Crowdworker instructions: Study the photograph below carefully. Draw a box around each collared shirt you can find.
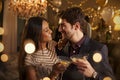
[69,36,86,56]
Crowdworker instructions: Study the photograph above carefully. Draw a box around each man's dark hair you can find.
[61,7,88,34]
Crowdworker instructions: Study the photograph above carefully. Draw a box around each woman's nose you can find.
[58,25,62,32]
[49,29,52,34]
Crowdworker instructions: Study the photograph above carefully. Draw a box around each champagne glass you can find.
[70,54,88,62]
[58,56,72,70]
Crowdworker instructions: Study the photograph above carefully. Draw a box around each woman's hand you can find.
[49,62,68,80]
[52,62,67,74]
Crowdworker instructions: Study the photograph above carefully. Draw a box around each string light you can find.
[9,0,62,19]
[24,39,36,54]
[1,54,9,62]
[93,52,102,63]
[0,42,4,52]
[0,27,4,35]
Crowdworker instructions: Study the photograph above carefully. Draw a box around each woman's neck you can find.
[39,42,47,50]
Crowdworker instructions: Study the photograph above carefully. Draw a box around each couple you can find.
[19,7,115,80]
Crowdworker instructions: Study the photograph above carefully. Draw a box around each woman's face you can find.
[41,20,52,42]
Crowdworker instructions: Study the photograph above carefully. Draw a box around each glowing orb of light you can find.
[0,42,4,52]
[1,54,9,62]
[103,77,112,80]
[114,24,120,31]
[24,39,36,54]
[113,16,120,24]
[0,27,4,35]
[58,18,62,24]
[43,77,50,80]
[93,52,102,63]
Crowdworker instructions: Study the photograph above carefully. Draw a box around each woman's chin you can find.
[49,37,52,41]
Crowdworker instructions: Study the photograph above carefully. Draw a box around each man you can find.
[56,7,115,80]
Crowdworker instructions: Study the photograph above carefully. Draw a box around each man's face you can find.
[58,19,75,40]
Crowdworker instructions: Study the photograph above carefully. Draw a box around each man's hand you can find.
[73,57,96,77]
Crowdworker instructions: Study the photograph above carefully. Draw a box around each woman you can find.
[19,16,62,80]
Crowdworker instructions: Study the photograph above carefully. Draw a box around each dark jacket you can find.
[56,36,115,80]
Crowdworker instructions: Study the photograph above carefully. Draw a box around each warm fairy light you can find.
[113,16,120,24]
[43,77,50,80]
[24,39,36,54]
[114,24,120,31]
[103,77,112,80]
[97,6,101,11]
[113,9,120,31]
[0,27,4,35]
[58,18,62,24]
[113,9,120,25]
[47,0,61,12]
[9,0,47,19]
[0,42,4,52]
[41,0,46,3]
[93,52,102,63]
[9,0,62,19]
[1,54,9,62]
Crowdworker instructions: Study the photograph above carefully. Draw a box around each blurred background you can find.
[0,0,120,80]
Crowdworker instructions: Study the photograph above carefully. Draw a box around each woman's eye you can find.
[45,30,48,32]
[44,29,49,32]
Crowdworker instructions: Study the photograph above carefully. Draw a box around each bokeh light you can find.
[43,77,50,80]
[114,24,120,31]
[1,54,9,62]
[58,18,62,24]
[103,77,112,80]
[93,52,102,63]
[0,42,4,52]
[0,27,4,35]
[113,16,120,24]
[24,39,36,54]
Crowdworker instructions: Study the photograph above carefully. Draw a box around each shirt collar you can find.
[70,35,86,49]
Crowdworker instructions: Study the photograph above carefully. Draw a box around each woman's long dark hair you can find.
[18,16,48,80]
